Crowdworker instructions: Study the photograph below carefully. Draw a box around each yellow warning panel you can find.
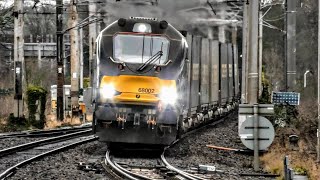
[79,102,86,114]
[51,100,57,109]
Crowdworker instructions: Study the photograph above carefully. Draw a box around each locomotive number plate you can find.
[138,88,155,93]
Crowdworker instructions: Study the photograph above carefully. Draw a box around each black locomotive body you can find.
[92,17,239,145]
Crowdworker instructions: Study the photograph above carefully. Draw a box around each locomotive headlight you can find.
[100,84,115,99]
[133,23,152,33]
[138,24,147,32]
[159,87,177,105]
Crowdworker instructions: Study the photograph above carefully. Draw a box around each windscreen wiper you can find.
[136,50,163,71]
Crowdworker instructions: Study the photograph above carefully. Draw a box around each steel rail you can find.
[0,135,98,180]
[159,111,239,180]
[0,125,92,139]
[160,151,204,180]
[0,129,92,157]
[105,151,139,180]
[102,110,238,179]
[113,161,155,180]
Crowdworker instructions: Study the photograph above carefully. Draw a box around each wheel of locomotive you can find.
[176,115,184,139]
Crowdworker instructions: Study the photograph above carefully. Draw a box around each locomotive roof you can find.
[99,17,185,41]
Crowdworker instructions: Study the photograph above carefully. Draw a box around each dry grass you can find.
[0,117,7,132]
[260,99,320,179]
[45,114,83,129]
[85,114,93,122]
[261,136,320,180]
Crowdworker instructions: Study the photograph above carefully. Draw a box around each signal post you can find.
[13,0,25,118]
[56,0,64,121]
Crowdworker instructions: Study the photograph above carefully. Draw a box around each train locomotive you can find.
[92,17,187,145]
[92,17,239,145]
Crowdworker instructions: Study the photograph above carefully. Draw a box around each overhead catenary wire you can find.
[258,1,286,24]
[261,5,272,19]
[262,20,284,32]
[261,2,284,9]
[264,14,285,21]
[206,0,217,15]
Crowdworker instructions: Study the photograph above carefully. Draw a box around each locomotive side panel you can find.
[190,36,201,108]
[210,40,220,103]
[233,44,239,97]
[220,43,229,105]
[227,43,234,101]
[185,34,193,113]
[200,38,210,105]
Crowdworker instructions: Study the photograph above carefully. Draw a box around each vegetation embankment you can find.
[259,87,319,179]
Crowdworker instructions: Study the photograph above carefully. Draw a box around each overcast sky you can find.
[0,0,242,30]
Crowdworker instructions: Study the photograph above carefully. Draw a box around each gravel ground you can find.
[165,112,275,180]
[5,112,276,180]
[113,156,161,168]
[0,137,44,149]
[7,140,109,180]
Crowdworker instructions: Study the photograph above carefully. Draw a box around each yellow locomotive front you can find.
[92,17,187,145]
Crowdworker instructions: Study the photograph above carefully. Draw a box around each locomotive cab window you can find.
[113,34,170,65]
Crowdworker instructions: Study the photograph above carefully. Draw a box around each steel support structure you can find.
[56,0,64,121]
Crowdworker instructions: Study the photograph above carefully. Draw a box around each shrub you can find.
[26,85,47,129]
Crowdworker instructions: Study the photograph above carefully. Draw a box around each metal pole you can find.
[247,0,260,171]
[56,0,64,121]
[317,0,320,163]
[241,1,248,104]
[218,26,226,44]
[89,0,97,81]
[79,28,83,89]
[70,0,79,117]
[284,156,289,180]
[38,43,41,68]
[13,0,24,118]
[253,104,259,171]
[303,70,310,88]
[286,0,297,91]
[247,0,259,104]
[284,2,287,91]
[258,10,263,96]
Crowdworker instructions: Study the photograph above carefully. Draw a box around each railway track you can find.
[103,111,236,180]
[104,148,219,180]
[0,124,92,139]
[102,109,277,179]
[105,150,173,180]
[0,129,97,180]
